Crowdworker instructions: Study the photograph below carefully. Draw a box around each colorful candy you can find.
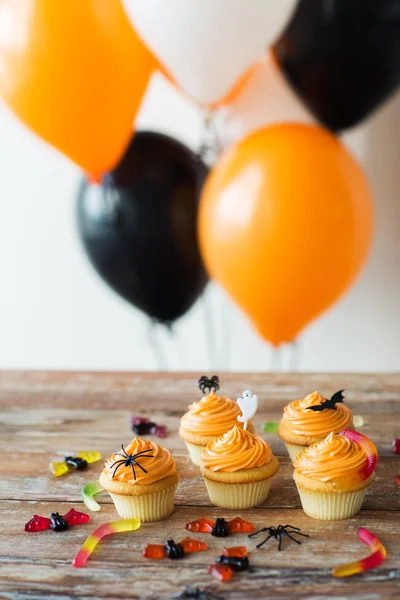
[209,546,250,582]
[392,438,400,454]
[131,416,168,438]
[185,516,254,537]
[82,481,104,512]
[72,518,140,568]
[143,537,207,559]
[338,430,378,488]
[395,475,400,486]
[25,509,89,532]
[262,421,279,434]
[332,527,386,577]
[50,450,101,477]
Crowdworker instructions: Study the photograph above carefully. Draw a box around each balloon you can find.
[273,0,400,131]
[0,0,159,178]
[198,124,374,346]
[122,0,296,106]
[77,131,208,324]
[216,50,315,149]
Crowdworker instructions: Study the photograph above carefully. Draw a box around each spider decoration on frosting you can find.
[249,524,309,551]
[186,516,254,537]
[171,587,225,600]
[306,390,345,412]
[110,444,154,480]
[198,375,220,395]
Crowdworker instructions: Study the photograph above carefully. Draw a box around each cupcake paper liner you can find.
[285,441,308,464]
[295,484,368,520]
[184,441,206,467]
[107,483,178,522]
[203,476,273,509]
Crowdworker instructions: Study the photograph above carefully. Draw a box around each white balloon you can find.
[215,50,316,148]
[122,0,297,106]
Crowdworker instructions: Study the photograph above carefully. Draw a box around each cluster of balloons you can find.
[1,0,399,346]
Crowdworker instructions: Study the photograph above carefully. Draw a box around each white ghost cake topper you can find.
[237,390,258,430]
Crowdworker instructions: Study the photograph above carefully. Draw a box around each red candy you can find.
[64,509,90,526]
[186,517,214,533]
[392,438,400,454]
[180,537,207,553]
[25,515,51,532]
[394,475,400,486]
[131,417,150,426]
[227,517,254,534]
[143,543,166,559]
[223,546,248,558]
[151,424,168,438]
[209,563,234,582]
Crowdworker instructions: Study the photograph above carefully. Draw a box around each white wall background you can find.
[0,69,399,373]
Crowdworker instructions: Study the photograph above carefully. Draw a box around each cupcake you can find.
[294,430,377,520]
[201,425,280,509]
[278,390,353,463]
[99,437,179,522]
[179,376,253,466]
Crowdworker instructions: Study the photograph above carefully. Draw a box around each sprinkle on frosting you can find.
[280,391,353,437]
[180,392,244,437]
[201,425,273,472]
[102,438,176,485]
[294,432,369,487]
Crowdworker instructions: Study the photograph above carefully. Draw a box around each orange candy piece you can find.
[180,537,207,554]
[223,546,248,558]
[227,517,254,534]
[143,544,166,559]
[209,563,234,582]
[185,517,214,533]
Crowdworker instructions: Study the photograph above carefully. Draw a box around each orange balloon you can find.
[199,124,374,346]
[0,0,159,178]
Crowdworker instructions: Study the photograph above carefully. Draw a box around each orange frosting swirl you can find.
[180,392,243,436]
[102,437,176,485]
[280,391,352,437]
[294,432,368,485]
[201,425,273,472]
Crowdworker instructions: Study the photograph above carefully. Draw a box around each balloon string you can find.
[147,320,167,371]
[202,291,216,370]
[270,347,282,372]
[219,293,232,371]
[288,339,301,371]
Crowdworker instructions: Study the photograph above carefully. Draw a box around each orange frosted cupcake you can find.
[294,430,377,520]
[278,390,353,463]
[99,437,179,522]
[179,376,253,466]
[201,425,279,509]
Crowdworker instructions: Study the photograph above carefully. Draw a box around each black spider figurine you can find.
[110,444,154,480]
[171,587,225,600]
[198,375,220,395]
[249,524,309,551]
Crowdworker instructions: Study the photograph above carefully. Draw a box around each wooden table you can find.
[0,371,399,600]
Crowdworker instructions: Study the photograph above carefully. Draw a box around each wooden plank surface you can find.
[0,371,399,600]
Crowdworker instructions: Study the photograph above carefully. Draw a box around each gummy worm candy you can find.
[72,519,140,567]
[332,527,386,577]
[82,481,104,512]
[337,430,378,488]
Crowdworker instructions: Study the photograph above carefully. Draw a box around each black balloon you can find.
[273,0,400,131]
[77,131,209,324]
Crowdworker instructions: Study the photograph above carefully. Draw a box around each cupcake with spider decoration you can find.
[200,390,279,509]
[99,438,179,522]
[294,430,377,520]
[277,390,353,463]
[179,375,254,466]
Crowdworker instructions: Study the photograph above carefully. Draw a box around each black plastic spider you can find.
[110,444,154,480]
[198,375,220,395]
[171,587,225,600]
[248,524,309,551]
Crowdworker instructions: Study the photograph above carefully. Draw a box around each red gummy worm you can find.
[332,527,386,577]
[340,430,378,480]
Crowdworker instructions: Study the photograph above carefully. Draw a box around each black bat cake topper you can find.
[306,390,345,412]
[198,375,220,395]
